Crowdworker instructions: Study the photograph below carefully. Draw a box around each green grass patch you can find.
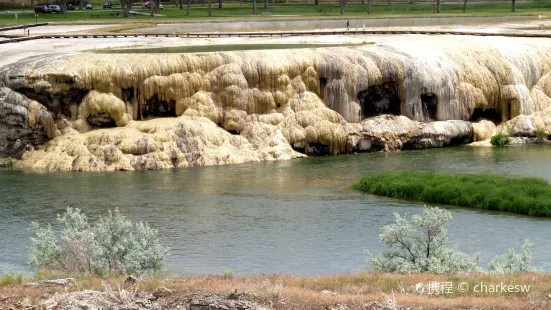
[0,271,24,287]
[353,172,551,217]
[490,133,511,146]
[0,2,550,25]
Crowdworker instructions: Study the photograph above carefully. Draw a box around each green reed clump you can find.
[353,172,551,217]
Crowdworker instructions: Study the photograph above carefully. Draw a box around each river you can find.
[1,145,550,276]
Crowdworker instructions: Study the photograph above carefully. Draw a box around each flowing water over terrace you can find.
[1,145,551,276]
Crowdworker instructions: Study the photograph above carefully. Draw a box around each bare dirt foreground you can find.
[1,274,551,310]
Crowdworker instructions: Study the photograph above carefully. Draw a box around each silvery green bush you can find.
[367,206,533,275]
[366,206,482,275]
[488,240,533,275]
[28,207,169,276]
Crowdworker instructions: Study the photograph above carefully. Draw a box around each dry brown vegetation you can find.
[1,272,551,309]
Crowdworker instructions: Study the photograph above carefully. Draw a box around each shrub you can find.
[490,133,510,146]
[353,172,551,217]
[366,207,482,275]
[29,207,169,277]
[223,270,234,279]
[367,206,533,275]
[488,240,533,275]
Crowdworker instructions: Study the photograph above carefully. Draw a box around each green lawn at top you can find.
[0,2,550,25]
[353,172,551,217]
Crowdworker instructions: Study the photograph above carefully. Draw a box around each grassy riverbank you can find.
[0,2,550,25]
[353,172,551,217]
[0,272,549,309]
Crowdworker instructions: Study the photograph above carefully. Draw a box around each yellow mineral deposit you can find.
[1,37,550,171]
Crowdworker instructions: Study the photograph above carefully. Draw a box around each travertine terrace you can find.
[1,34,550,171]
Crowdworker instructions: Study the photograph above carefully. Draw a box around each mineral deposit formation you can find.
[1,37,550,171]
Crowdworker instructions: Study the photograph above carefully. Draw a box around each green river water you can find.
[1,145,550,275]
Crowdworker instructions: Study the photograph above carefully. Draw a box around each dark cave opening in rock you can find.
[420,93,438,120]
[293,147,306,154]
[319,77,327,99]
[357,82,401,118]
[122,87,135,103]
[16,87,89,117]
[505,99,513,121]
[291,141,330,156]
[305,142,330,156]
[142,94,176,119]
[401,140,419,150]
[87,113,117,129]
[469,108,502,124]
[450,135,473,146]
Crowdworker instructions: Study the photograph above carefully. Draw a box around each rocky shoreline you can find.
[1,274,550,310]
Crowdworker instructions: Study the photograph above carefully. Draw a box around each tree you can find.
[62,0,67,17]
[208,0,212,16]
[463,0,467,12]
[512,0,516,12]
[253,0,256,14]
[219,0,222,9]
[368,0,372,14]
[339,0,347,15]
[187,0,191,15]
[28,207,169,276]
[315,0,318,5]
[179,0,183,9]
[366,207,482,274]
[79,0,84,10]
[264,0,267,9]
[436,0,441,13]
[121,0,132,17]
